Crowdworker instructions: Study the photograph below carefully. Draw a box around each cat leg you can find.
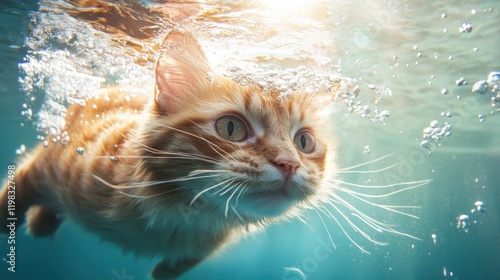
[0,165,42,234]
[151,259,201,280]
[26,205,63,237]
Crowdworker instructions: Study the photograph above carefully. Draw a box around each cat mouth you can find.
[249,180,305,201]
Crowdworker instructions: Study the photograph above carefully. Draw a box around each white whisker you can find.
[331,189,421,219]
[160,124,235,162]
[188,169,228,176]
[217,182,237,196]
[331,178,431,190]
[92,174,221,190]
[337,163,399,174]
[339,153,396,171]
[189,179,234,206]
[116,189,178,199]
[312,207,337,251]
[225,184,242,218]
[93,154,220,165]
[234,186,247,207]
[231,205,245,224]
[317,204,371,253]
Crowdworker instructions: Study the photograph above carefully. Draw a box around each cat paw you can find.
[26,205,63,237]
[151,259,200,280]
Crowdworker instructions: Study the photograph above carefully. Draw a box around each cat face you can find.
[141,30,334,220]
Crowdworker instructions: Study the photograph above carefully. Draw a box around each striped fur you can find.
[0,30,336,279]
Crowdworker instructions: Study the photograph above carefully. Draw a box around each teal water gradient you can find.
[1,1,499,280]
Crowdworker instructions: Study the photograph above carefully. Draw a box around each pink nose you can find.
[273,157,301,177]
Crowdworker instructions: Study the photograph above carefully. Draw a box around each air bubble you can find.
[455,77,467,86]
[472,80,488,94]
[487,71,500,84]
[457,214,470,232]
[458,22,474,33]
[474,201,485,213]
[15,144,26,156]
[282,267,307,280]
[76,147,85,155]
[363,146,371,154]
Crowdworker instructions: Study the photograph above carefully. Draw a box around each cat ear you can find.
[154,29,211,114]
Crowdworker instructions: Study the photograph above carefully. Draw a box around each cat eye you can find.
[293,130,315,153]
[215,116,248,142]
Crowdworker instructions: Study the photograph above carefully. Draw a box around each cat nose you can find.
[273,157,301,178]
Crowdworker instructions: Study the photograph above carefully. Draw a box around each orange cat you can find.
[0,30,336,279]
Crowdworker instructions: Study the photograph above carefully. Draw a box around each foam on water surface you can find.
[19,0,399,140]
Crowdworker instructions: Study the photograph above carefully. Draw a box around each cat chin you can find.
[237,190,302,219]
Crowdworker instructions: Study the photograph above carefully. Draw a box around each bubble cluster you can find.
[420,120,452,152]
[469,71,500,114]
[456,200,486,233]
[456,214,470,232]
[471,201,485,213]
[19,11,154,140]
[455,77,467,86]
[15,145,26,156]
[458,22,474,33]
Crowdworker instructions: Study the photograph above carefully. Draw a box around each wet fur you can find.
[0,30,336,279]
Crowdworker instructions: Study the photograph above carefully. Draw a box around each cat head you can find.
[139,29,336,222]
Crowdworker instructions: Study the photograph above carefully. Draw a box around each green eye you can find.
[215,116,247,142]
[293,130,315,153]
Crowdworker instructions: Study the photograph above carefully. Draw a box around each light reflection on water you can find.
[0,0,499,279]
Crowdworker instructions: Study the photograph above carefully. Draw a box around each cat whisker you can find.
[188,169,229,177]
[116,189,178,200]
[231,205,245,224]
[234,185,247,208]
[189,179,234,206]
[320,183,422,247]
[330,178,431,190]
[325,193,418,236]
[330,187,421,219]
[333,183,427,199]
[312,207,338,251]
[339,152,396,171]
[337,163,399,174]
[160,124,235,162]
[319,202,384,252]
[92,173,221,190]
[94,154,221,165]
[218,182,239,196]
[225,183,243,218]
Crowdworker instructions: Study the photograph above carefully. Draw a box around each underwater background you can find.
[0,0,499,279]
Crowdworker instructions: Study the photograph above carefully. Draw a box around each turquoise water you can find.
[1,0,499,279]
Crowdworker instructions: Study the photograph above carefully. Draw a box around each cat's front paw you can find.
[151,258,201,280]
